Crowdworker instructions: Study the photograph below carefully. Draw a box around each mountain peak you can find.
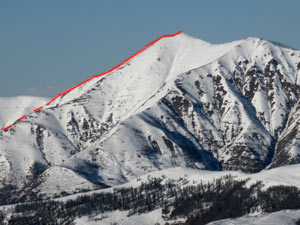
[243,36,298,50]
[176,32,213,46]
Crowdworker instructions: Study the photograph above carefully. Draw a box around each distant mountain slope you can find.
[0,96,49,128]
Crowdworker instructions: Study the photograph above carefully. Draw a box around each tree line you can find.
[1,175,300,225]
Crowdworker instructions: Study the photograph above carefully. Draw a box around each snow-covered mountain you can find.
[1,32,300,224]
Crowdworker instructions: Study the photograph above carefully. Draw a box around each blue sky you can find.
[1,0,300,97]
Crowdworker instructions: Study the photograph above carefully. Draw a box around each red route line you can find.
[17,115,27,121]
[33,106,43,112]
[1,30,182,132]
[3,125,12,131]
[46,30,182,106]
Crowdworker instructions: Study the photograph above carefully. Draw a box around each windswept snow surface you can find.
[74,209,166,225]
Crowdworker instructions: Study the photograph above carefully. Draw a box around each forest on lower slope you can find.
[1,175,300,225]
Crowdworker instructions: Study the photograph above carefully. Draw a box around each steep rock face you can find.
[160,69,273,173]
[268,99,300,168]
[134,37,300,173]
[1,33,300,191]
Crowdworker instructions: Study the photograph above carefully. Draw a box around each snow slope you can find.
[76,209,300,225]
[75,209,166,225]
[208,210,300,225]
